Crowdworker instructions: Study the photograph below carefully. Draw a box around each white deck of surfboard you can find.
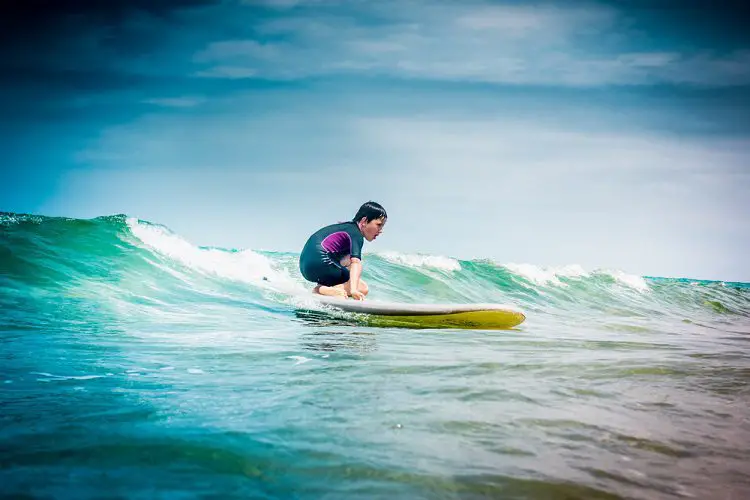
[306,295,524,316]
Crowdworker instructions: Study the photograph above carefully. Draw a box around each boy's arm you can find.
[349,257,364,299]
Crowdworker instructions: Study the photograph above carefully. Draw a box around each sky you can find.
[1,0,749,282]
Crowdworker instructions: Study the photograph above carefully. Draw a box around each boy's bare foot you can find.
[312,284,348,298]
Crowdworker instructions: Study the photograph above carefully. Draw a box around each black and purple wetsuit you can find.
[299,221,364,286]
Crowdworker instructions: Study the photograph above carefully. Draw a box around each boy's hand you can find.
[350,290,365,301]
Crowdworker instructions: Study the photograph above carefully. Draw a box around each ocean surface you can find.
[2,212,749,499]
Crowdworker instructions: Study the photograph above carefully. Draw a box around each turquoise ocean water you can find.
[2,212,749,499]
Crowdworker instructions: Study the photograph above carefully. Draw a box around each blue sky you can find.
[1,0,749,281]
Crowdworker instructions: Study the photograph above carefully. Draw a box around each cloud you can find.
[3,0,749,92]
[195,40,281,62]
[142,97,205,107]
[0,0,218,67]
[190,0,750,87]
[194,66,260,79]
[353,116,750,192]
[0,0,221,116]
[453,4,609,37]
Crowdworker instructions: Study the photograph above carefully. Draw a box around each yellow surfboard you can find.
[304,296,526,330]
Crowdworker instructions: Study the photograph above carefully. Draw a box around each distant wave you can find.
[2,212,749,321]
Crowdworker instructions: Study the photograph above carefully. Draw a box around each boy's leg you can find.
[312,279,367,298]
[310,261,366,298]
[343,278,368,297]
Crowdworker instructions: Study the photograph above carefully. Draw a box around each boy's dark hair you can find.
[353,201,387,223]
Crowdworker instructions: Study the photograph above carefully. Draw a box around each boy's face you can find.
[359,216,386,242]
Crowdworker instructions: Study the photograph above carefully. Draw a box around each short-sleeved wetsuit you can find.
[299,221,364,286]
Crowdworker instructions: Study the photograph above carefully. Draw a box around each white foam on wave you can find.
[503,263,589,286]
[31,372,105,382]
[280,293,348,318]
[378,251,461,272]
[126,218,302,291]
[599,269,650,292]
[504,262,649,292]
[0,213,43,226]
[288,355,312,365]
[555,264,590,278]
